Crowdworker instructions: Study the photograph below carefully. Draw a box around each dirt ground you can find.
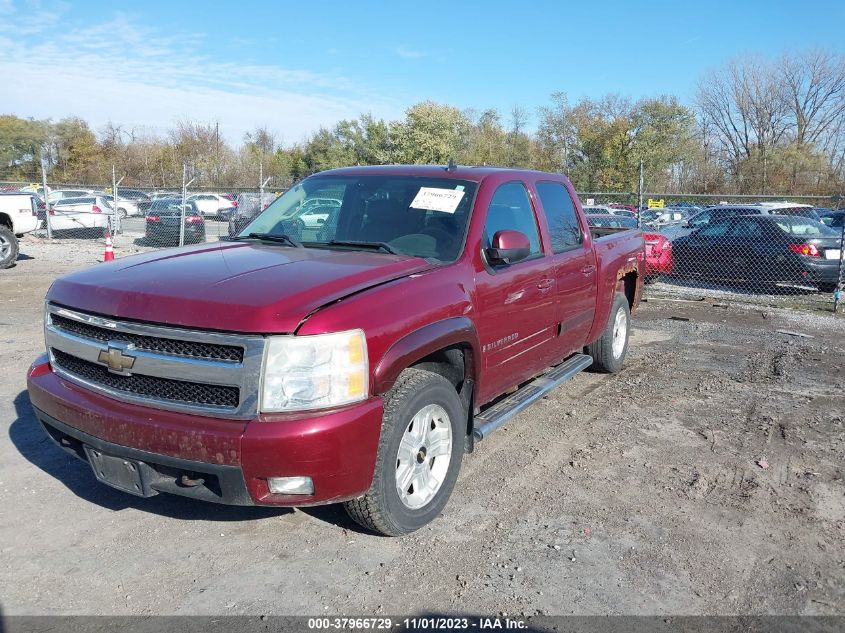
[1,235,843,616]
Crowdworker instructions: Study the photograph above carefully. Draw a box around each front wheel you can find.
[345,368,465,536]
[586,291,631,373]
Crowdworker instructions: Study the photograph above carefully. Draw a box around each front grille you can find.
[51,349,240,409]
[51,314,244,362]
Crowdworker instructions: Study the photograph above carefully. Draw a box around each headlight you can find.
[261,329,368,412]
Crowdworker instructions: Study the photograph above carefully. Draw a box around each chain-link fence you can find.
[1,180,287,249]
[4,179,844,311]
[579,193,845,311]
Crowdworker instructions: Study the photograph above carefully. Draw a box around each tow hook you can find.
[180,474,205,487]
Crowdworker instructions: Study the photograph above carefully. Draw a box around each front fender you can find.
[373,317,480,395]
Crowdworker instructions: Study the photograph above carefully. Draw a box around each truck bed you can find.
[590,225,640,240]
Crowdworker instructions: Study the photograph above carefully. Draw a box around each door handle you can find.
[581,265,596,275]
[537,279,554,291]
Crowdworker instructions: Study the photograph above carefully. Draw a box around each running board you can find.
[472,353,593,441]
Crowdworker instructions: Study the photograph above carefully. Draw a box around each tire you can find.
[0,225,19,269]
[118,208,128,219]
[586,292,631,374]
[818,282,839,293]
[344,368,465,536]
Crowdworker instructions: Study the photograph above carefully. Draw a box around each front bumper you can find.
[27,356,384,507]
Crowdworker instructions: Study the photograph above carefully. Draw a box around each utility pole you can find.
[637,159,644,229]
[835,215,845,313]
[40,147,52,239]
[180,163,196,247]
[112,165,125,234]
[259,161,271,212]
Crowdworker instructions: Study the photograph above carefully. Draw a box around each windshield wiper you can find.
[242,232,302,247]
[327,240,399,255]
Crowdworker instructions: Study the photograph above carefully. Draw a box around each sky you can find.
[2,0,844,146]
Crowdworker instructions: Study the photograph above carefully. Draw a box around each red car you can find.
[28,165,645,536]
[643,232,673,281]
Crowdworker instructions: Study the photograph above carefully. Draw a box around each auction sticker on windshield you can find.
[410,187,465,213]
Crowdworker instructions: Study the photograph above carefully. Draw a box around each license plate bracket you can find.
[84,447,153,497]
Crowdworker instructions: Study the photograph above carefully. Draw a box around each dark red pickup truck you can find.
[28,165,644,535]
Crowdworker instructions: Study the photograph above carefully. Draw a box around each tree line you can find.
[2,49,844,195]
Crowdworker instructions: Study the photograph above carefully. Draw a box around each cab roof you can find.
[315,164,564,182]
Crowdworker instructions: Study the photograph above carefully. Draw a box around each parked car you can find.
[586,213,637,229]
[298,197,341,228]
[95,193,141,218]
[150,191,180,200]
[188,193,236,218]
[227,192,278,236]
[818,209,845,229]
[145,198,206,246]
[47,196,113,234]
[0,192,39,268]
[672,215,842,292]
[582,205,615,215]
[662,204,822,241]
[47,189,96,205]
[18,184,49,197]
[117,189,153,212]
[605,204,637,217]
[642,231,673,282]
[756,202,820,219]
[641,208,690,230]
[28,164,645,536]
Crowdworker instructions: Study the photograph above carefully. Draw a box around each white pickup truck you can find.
[0,192,39,269]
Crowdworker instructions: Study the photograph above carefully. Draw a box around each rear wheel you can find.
[586,292,631,373]
[344,368,465,536]
[0,225,19,269]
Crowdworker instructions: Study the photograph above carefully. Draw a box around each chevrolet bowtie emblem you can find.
[98,345,136,374]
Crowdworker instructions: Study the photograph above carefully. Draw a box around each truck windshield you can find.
[239,175,478,262]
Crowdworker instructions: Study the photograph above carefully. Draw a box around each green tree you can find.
[392,101,469,164]
[53,117,99,183]
[0,115,48,180]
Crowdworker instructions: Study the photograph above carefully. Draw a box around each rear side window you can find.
[773,218,837,237]
[483,182,542,256]
[536,181,583,252]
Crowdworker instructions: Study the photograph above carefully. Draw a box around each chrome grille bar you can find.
[45,303,266,419]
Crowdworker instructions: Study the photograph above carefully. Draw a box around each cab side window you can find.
[536,181,583,252]
[483,182,542,257]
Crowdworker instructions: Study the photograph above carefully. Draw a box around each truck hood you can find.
[47,242,436,333]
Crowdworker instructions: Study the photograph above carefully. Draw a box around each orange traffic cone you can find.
[103,230,115,262]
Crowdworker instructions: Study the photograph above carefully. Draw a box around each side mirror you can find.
[486,230,531,265]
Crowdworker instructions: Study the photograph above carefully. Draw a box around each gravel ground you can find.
[1,236,843,616]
